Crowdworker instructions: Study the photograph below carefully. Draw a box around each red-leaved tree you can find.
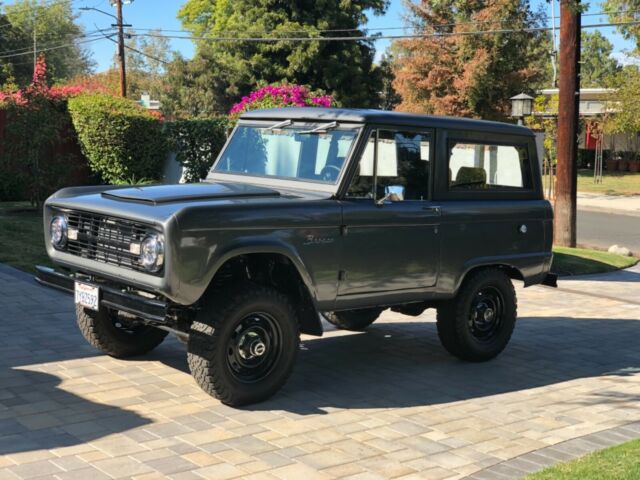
[392,0,551,119]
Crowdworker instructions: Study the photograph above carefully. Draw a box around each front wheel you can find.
[187,284,300,406]
[437,269,517,362]
[76,304,168,358]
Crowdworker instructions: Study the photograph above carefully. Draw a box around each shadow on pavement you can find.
[0,367,152,455]
[0,274,153,455]
[227,316,640,414]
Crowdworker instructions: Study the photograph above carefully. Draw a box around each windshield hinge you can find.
[298,121,338,134]
[263,119,292,131]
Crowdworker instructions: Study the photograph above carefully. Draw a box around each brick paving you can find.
[0,263,639,480]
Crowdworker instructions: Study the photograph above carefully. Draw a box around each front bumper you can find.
[35,265,168,323]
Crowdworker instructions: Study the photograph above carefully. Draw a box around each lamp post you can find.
[510,93,534,126]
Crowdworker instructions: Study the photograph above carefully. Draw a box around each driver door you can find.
[337,128,440,297]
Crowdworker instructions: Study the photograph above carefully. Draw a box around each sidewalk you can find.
[577,192,640,216]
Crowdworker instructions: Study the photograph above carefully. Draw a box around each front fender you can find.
[173,231,318,306]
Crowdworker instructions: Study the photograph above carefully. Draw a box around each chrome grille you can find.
[64,210,154,272]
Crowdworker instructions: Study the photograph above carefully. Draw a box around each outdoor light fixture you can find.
[109,0,134,5]
[510,93,534,125]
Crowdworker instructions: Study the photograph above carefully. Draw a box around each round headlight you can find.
[50,215,68,248]
[140,234,164,272]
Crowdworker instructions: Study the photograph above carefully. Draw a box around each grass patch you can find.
[0,202,51,273]
[525,438,640,480]
[552,246,638,276]
[577,170,640,196]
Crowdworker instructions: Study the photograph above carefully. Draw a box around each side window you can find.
[347,129,431,201]
[448,141,531,190]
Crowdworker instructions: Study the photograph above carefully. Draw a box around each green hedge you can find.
[164,118,229,183]
[68,93,167,184]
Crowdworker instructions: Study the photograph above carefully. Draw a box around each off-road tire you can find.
[324,308,384,331]
[76,304,168,358]
[437,269,517,362]
[187,284,300,406]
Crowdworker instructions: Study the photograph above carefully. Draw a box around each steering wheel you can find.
[319,165,341,182]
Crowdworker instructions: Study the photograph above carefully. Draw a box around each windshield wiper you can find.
[263,119,292,131]
[297,121,339,134]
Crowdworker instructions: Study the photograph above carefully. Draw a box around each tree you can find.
[392,0,551,119]
[378,51,401,110]
[604,65,640,134]
[604,0,640,49]
[0,9,31,88]
[175,0,388,112]
[119,29,172,101]
[580,31,621,87]
[3,0,93,86]
[162,53,230,118]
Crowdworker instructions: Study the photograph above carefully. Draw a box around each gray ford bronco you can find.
[38,108,556,406]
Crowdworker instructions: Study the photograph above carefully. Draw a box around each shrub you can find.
[164,118,230,182]
[68,93,167,184]
[0,56,89,205]
[229,84,334,116]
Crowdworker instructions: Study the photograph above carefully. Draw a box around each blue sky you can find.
[2,0,636,72]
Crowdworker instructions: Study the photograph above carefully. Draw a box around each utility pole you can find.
[80,1,132,96]
[114,0,127,97]
[555,0,581,247]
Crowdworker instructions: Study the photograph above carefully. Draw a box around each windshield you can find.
[212,124,359,184]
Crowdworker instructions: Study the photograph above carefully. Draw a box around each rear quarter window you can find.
[448,141,532,191]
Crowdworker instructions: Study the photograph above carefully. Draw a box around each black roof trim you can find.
[240,107,533,136]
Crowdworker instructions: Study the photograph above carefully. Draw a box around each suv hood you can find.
[101,182,280,205]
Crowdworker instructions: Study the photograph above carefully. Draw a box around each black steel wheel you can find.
[437,269,517,362]
[76,304,168,358]
[188,284,299,406]
[468,287,504,342]
[226,313,282,384]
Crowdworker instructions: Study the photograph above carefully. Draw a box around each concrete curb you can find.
[465,421,640,479]
[577,205,640,217]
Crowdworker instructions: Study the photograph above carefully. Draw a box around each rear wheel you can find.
[76,304,168,358]
[324,308,384,331]
[437,269,517,362]
[187,284,300,406]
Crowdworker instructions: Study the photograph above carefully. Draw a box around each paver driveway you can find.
[0,263,639,480]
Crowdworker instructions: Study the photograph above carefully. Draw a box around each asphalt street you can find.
[578,209,640,253]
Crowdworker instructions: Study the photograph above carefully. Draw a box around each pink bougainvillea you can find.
[230,84,333,115]
[0,56,87,106]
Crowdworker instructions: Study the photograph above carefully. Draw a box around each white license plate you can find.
[75,282,100,311]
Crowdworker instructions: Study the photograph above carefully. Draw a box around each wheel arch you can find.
[454,262,523,295]
[200,242,323,336]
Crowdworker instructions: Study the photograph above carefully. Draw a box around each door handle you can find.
[422,206,441,216]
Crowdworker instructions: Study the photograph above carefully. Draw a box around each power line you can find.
[0,29,113,55]
[130,20,640,43]
[0,33,112,59]
[126,8,640,38]
[94,25,169,66]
